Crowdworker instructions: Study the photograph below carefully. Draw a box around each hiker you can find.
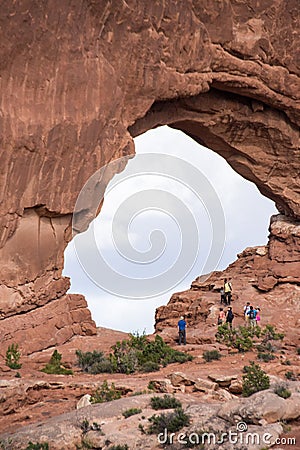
[224,278,232,305]
[178,316,186,345]
[255,307,261,326]
[218,308,226,326]
[247,305,256,328]
[244,302,251,324]
[226,307,234,330]
[220,287,225,304]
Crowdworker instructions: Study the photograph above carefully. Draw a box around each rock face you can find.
[0,1,299,353]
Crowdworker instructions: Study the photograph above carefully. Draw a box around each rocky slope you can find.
[155,214,300,346]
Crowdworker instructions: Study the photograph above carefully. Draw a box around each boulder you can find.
[169,372,195,386]
[194,378,218,392]
[76,394,92,410]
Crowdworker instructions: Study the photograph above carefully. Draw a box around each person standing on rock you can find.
[218,308,226,326]
[244,302,251,324]
[247,305,256,328]
[255,307,261,326]
[178,316,186,345]
[220,287,225,304]
[225,307,234,330]
[224,278,232,305]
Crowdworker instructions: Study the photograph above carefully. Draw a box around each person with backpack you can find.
[226,307,234,329]
[224,278,233,305]
[247,306,256,327]
[178,316,186,345]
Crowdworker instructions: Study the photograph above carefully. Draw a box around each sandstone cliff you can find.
[0,0,299,354]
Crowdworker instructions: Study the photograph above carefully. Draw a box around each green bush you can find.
[108,445,129,450]
[25,443,49,450]
[285,371,296,381]
[242,362,270,397]
[76,350,114,374]
[141,361,160,372]
[274,384,291,399]
[109,333,193,374]
[122,408,142,418]
[150,395,182,410]
[256,342,275,353]
[203,350,221,362]
[147,408,190,434]
[215,325,254,352]
[41,350,73,375]
[6,343,22,370]
[261,325,284,341]
[282,360,291,366]
[258,352,275,362]
[76,333,193,376]
[91,380,121,403]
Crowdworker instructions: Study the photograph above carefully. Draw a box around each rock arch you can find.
[0,0,299,353]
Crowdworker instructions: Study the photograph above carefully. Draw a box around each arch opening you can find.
[63,125,277,334]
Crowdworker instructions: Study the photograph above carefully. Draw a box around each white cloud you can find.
[63,126,278,333]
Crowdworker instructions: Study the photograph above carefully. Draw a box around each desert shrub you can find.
[15,371,21,378]
[147,381,156,391]
[282,360,291,366]
[122,408,142,418]
[75,350,114,373]
[91,380,121,403]
[147,408,190,434]
[140,361,160,373]
[108,445,129,450]
[274,384,291,399]
[203,350,221,362]
[285,371,296,381]
[242,362,270,397]
[257,341,275,353]
[261,325,284,341]
[150,395,182,410]
[109,333,192,374]
[6,343,22,370]
[258,352,276,362]
[41,350,73,375]
[215,325,254,352]
[25,443,49,450]
[76,334,192,376]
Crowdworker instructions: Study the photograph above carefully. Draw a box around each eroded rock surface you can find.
[0,1,299,354]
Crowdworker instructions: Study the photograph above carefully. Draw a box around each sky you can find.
[63,126,278,333]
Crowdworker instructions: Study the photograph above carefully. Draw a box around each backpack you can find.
[227,310,234,320]
[249,310,255,320]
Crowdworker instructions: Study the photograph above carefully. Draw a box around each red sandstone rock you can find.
[0,1,299,355]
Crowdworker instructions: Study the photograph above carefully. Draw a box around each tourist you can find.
[226,307,234,330]
[224,278,233,305]
[178,316,186,345]
[247,305,256,328]
[218,308,226,325]
[220,287,225,304]
[256,307,261,326]
[244,302,250,324]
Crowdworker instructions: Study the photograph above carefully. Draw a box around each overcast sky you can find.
[63,126,277,333]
